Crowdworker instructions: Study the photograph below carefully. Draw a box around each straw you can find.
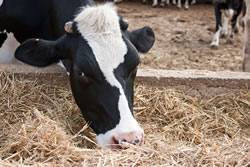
[0,72,249,166]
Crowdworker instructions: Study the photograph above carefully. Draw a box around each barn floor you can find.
[0,72,249,166]
[117,2,244,71]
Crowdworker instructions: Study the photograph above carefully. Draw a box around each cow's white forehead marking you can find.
[0,0,3,6]
[74,3,143,147]
[75,3,121,37]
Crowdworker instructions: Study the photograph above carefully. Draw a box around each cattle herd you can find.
[0,0,249,149]
[114,0,196,8]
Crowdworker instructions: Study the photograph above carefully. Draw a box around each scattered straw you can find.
[0,72,249,166]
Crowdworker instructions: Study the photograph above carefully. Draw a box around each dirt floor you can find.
[117,2,244,71]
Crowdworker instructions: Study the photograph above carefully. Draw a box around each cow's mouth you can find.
[111,136,124,149]
[110,135,143,150]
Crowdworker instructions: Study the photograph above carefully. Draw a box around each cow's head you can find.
[14,3,155,149]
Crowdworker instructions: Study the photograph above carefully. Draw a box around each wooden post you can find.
[243,0,250,72]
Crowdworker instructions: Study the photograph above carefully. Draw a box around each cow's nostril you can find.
[111,132,144,149]
[134,138,140,144]
[121,139,127,143]
[113,137,120,145]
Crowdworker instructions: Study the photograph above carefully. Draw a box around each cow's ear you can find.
[15,38,60,67]
[65,21,73,33]
[119,16,129,31]
[130,26,155,53]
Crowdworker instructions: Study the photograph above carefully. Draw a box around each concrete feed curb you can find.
[0,64,249,98]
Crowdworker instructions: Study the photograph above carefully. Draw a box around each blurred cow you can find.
[172,0,196,9]
[210,0,246,48]
[243,0,250,72]
[113,0,122,3]
[142,0,196,8]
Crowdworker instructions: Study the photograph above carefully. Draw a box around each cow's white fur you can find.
[224,9,234,18]
[211,26,222,47]
[149,0,195,8]
[0,0,3,6]
[75,3,143,148]
[153,0,158,7]
[57,60,70,75]
[221,15,229,36]
[0,32,20,63]
[177,0,196,9]
[113,0,122,3]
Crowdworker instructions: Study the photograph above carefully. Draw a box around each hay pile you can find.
[0,72,249,166]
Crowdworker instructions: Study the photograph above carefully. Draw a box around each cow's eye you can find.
[79,72,85,77]
[76,71,90,84]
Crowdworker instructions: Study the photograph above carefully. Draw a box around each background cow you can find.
[243,0,250,72]
[172,0,196,9]
[210,0,245,48]
[142,0,196,8]
[113,0,123,3]
[0,0,155,149]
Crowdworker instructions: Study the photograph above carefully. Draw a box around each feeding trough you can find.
[0,64,249,166]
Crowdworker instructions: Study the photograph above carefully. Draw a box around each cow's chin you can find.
[96,133,121,149]
[96,121,144,150]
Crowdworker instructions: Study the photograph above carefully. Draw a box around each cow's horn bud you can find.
[65,21,73,33]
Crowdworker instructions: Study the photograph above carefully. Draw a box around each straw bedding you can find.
[0,72,249,167]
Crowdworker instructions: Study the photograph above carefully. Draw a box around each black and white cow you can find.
[0,0,155,149]
[210,0,245,48]
[142,0,196,8]
[113,0,123,3]
[172,0,196,9]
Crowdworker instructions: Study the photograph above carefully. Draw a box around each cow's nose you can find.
[111,132,144,149]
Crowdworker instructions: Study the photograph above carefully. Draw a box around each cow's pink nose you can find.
[111,132,144,149]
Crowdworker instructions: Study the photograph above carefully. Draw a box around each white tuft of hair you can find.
[74,3,121,38]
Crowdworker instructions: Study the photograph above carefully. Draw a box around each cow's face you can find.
[15,3,155,149]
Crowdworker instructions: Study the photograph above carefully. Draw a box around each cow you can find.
[243,0,250,72]
[210,0,245,48]
[113,0,123,3]
[141,0,166,7]
[142,0,196,8]
[0,0,155,149]
[172,0,196,9]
